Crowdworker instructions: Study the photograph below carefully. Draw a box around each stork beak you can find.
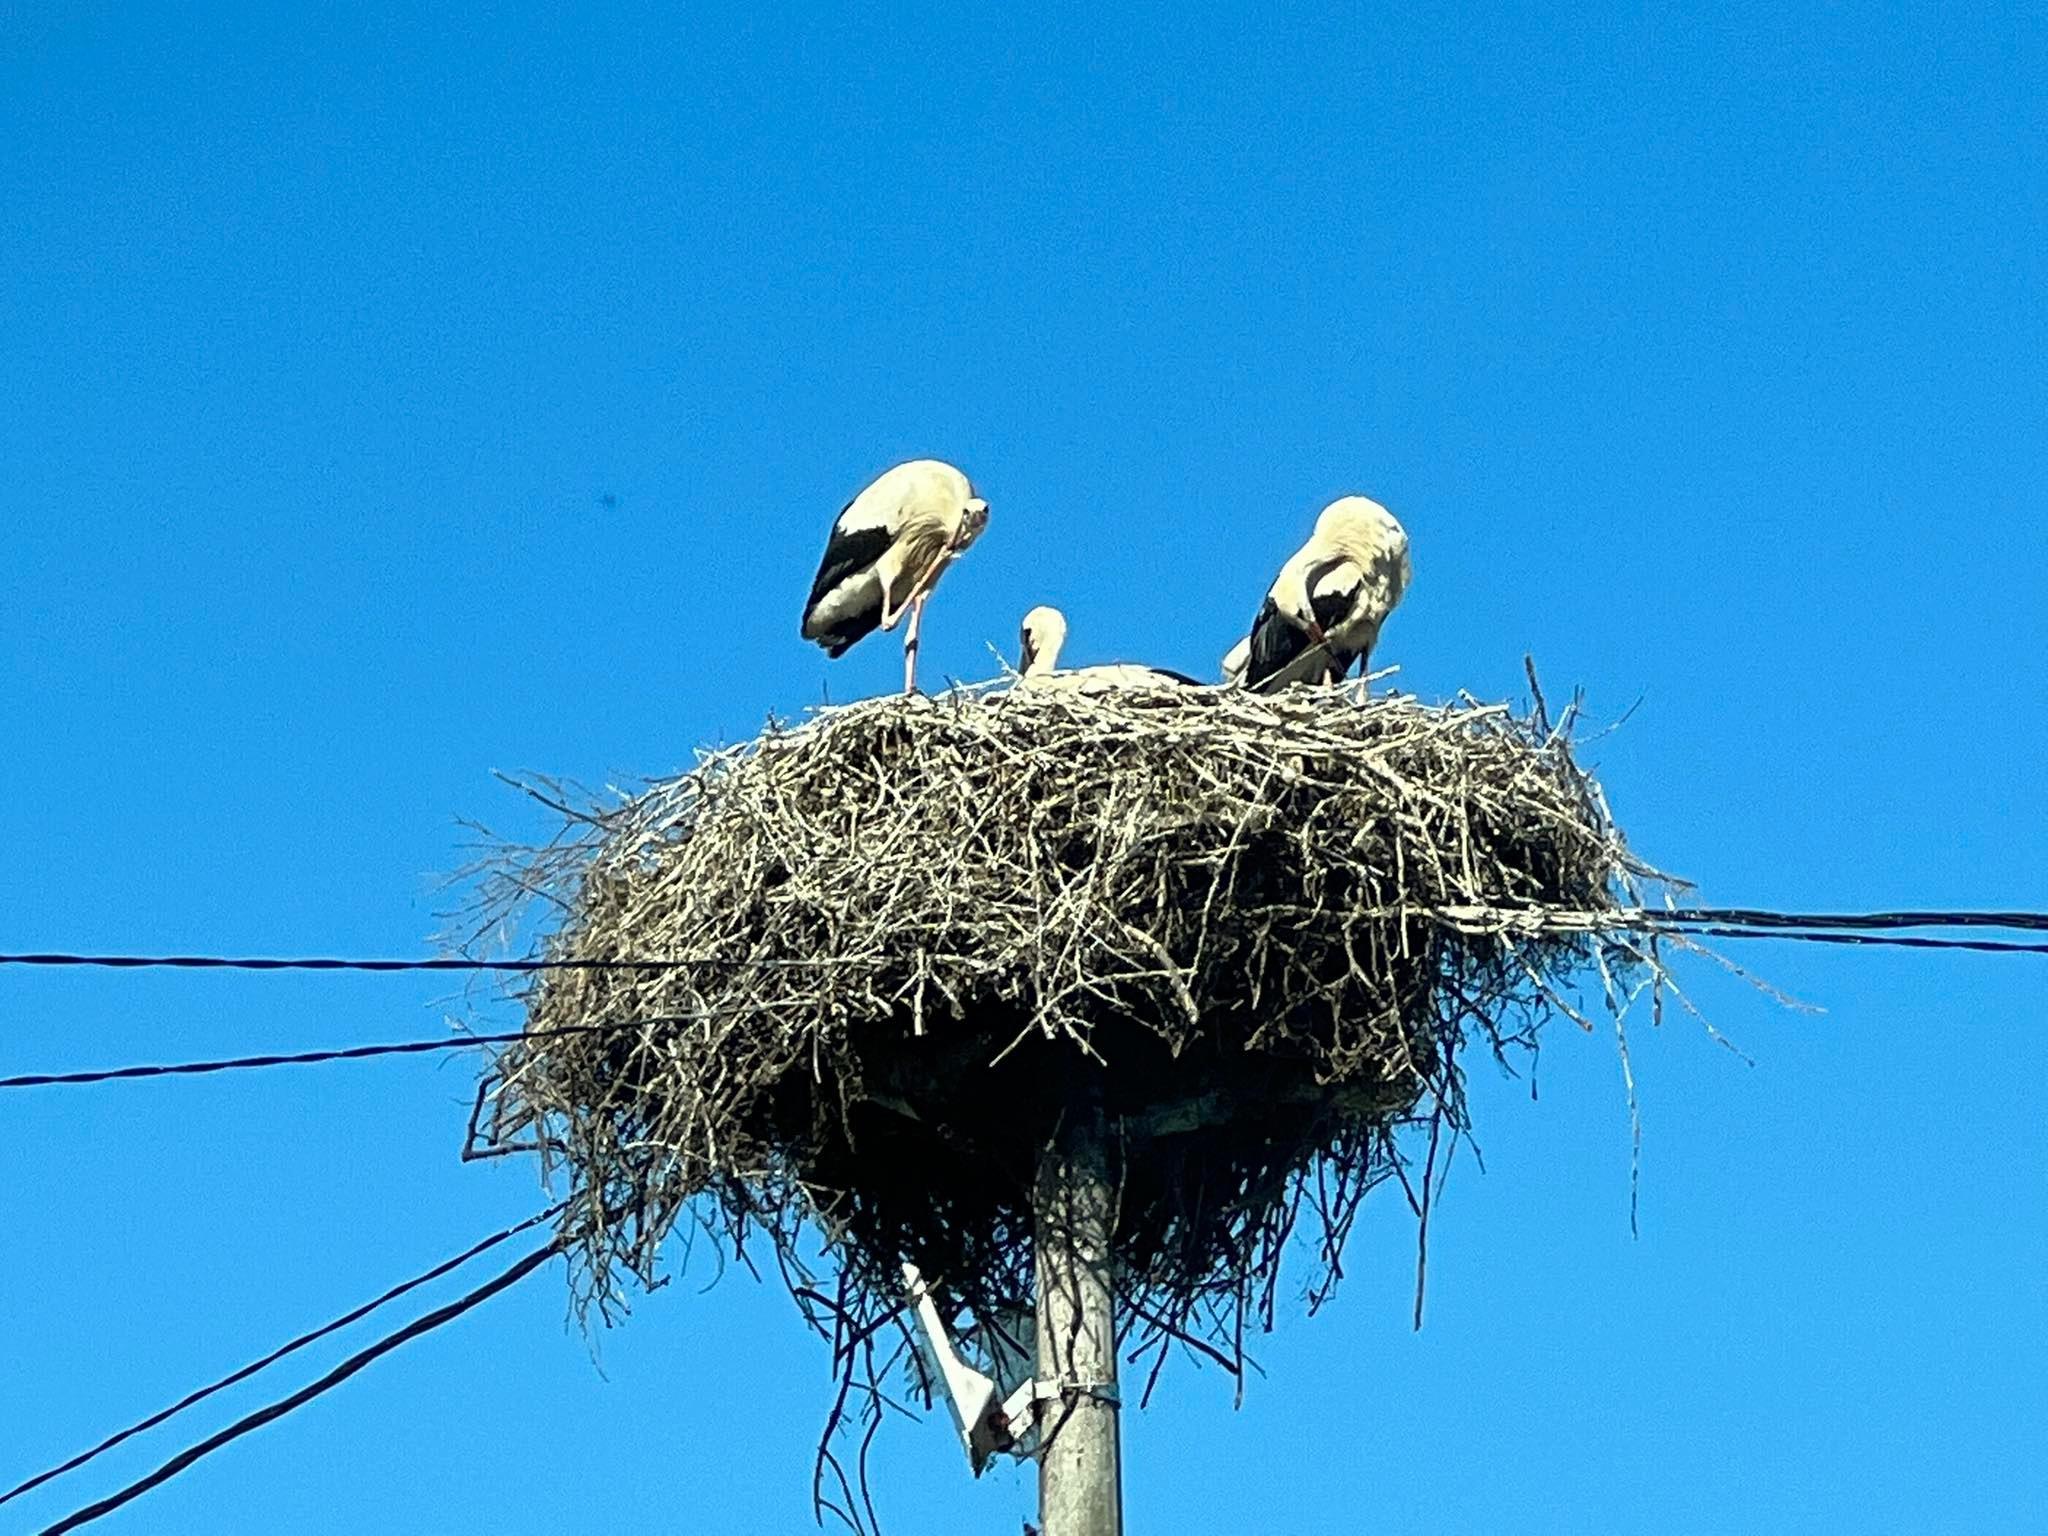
[1306,618,1329,648]
[1018,636,1037,674]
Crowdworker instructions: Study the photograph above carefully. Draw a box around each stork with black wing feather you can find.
[1223,495,1412,692]
[800,459,990,694]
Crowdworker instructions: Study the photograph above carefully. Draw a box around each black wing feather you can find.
[1305,557,1363,635]
[804,522,892,617]
[1244,597,1313,689]
[815,612,880,658]
[801,521,894,654]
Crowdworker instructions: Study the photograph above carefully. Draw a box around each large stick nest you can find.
[465,681,1666,1392]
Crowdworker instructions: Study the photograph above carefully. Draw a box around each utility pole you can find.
[1033,1082,1122,1536]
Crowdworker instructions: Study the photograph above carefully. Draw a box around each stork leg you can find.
[902,592,929,694]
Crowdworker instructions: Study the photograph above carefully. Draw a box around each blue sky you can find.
[2,1,2044,1530]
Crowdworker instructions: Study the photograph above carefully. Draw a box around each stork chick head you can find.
[1017,605,1068,677]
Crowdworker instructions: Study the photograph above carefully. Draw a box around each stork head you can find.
[1017,605,1067,677]
[953,494,991,552]
[1313,495,1407,568]
[1273,578,1330,649]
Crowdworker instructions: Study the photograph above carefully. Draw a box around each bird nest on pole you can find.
[463,681,1668,1463]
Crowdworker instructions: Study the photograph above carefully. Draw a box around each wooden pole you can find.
[1034,1084,1122,1536]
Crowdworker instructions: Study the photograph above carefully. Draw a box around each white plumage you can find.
[801,459,990,694]
[1231,496,1412,692]
[1016,605,1202,693]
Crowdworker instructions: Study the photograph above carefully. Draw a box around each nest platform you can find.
[468,681,1659,1367]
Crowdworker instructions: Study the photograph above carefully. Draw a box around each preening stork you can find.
[1231,495,1411,692]
[1017,605,1203,692]
[800,459,990,694]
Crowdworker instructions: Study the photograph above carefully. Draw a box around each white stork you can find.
[800,459,990,694]
[1230,495,1411,692]
[1017,605,1203,692]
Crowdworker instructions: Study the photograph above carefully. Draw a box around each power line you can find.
[38,1236,562,1535]
[0,1018,672,1090]
[0,909,2039,1093]
[1411,908,2048,953]
[2,928,2039,1097]
[1,910,2043,977]
[4,914,2044,1092]
[0,1206,564,1510]
[1647,925,2048,957]
[1642,907,2048,934]
[0,951,709,974]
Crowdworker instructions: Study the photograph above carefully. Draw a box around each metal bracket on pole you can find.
[903,1264,1116,1477]
[902,1262,1027,1476]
